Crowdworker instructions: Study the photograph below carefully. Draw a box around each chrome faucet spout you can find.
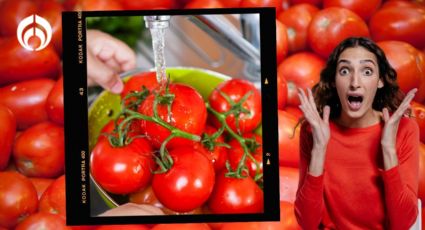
[144,15,171,29]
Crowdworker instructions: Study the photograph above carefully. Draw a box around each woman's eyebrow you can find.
[360,59,377,66]
[337,59,350,64]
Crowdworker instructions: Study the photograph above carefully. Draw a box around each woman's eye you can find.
[363,68,373,76]
[339,67,349,75]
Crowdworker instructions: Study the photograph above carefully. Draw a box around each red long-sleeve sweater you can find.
[294,117,419,230]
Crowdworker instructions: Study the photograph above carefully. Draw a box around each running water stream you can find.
[144,16,171,87]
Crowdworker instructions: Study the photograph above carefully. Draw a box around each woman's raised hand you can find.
[298,88,331,151]
[381,88,417,169]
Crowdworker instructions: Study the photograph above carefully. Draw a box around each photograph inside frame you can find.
[63,8,279,225]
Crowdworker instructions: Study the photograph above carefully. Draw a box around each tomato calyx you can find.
[218,90,253,134]
[206,91,262,181]
[122,86,151,111]
[200,125,230,152]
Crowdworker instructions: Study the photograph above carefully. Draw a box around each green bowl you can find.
[88,67,231,208]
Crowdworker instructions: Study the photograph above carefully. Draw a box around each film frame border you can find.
[63,7,279,226]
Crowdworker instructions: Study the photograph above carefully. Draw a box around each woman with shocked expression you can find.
[295,37,419,230]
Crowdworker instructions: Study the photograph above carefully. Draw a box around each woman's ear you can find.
[378,78,384,88]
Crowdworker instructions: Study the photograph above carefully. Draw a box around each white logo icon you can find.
[17,14,52,51]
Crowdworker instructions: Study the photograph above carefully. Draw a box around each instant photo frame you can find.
[63,8,279,225]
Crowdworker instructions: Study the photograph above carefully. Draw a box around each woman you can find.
[294,37,419,230]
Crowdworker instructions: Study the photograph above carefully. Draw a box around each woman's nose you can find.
[349,73,360,89]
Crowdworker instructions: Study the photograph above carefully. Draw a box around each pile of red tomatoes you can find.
[0,0,424,229]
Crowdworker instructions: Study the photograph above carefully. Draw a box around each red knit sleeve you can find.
[294,122,325,230]
[382,118,419,230]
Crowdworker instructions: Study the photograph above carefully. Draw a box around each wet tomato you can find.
[240,0,285,15]
[195,125,228,172]
[209,79,261,134]
[278,52,325,106]
[14,212,70,230]
[228,133,263,179]
[13,122,65,178]
[152,147,215,213]
[0,38,60,86]
[0,105,15,170]
[38,0,64,54]
[278,3,319,54]
[90,137,154,195]
[0,171,38,229]
[308,7,370,58]
[47,76,64,125]
[121,71,159,107]
[39,175,66,218]
[208,171,263,214]
[369,2,425,50]
[0,78,55,130]
[139,83,207,149]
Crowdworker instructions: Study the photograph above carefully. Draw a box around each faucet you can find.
[144,15,171,29]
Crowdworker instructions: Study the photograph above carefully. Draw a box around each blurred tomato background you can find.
[0,0,424,229]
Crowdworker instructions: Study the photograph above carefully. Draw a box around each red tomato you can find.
[79,0,123,10]
[139,83,207,149]
[185,0,224,8]
[290,0,322,7]
[209,79,262,134]
[278,3,319,54]
[39,175,66,218]
[217,0,241,7]
[15,212,70,230]
[152,147,215,212]
[28,177,54,199]
[46,76,64,125]
[90,137,154,194]
[418,143,425,203]
[38,0,64,54]
[0,78,55,130]
[285,106,304,120]
[121,72,159,101]
[278,52,325,106]
[0,171,38,229]
[276,20,289,64]
[120,0,176,9]
[323,0,382,21]
[195,125,228,172]
[411,101,425,143]
[279,166,299,202]
[240,0,284,15]
[0,0,37,36]
[377,41,425,103]
[0,105,15,170]
[219,201,301,230]
[369,3,425,50]
[0,38,60,86]
[208,171,263,214]
[13,122,64,178]
[307,7,370,58]
[151,224,211,230]
[277,66,288,109]
[228,133,263,179]
[95,225,150,230]
[278,110,301,167]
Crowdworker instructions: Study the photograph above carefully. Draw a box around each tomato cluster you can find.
[0,0,424,229]
[90,72,264,215]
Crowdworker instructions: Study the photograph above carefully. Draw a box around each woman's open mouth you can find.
[347,95,363,111]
